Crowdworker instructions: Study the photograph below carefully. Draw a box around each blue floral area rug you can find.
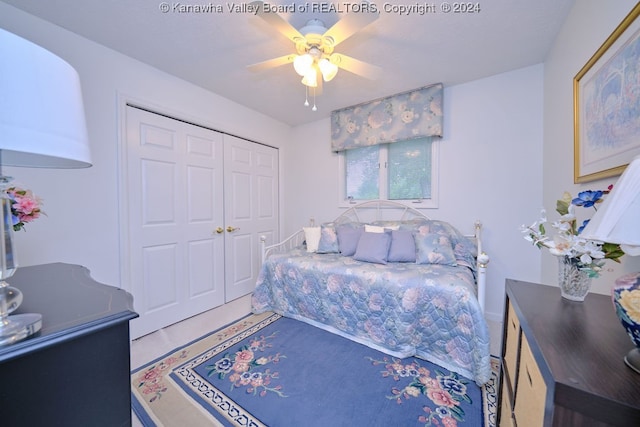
[132,312,499,427]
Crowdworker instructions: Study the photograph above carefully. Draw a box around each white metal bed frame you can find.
[259,200,489,312]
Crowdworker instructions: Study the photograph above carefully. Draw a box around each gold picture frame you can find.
[574,3,640,183]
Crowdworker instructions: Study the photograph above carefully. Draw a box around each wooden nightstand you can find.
[499,279,640,426]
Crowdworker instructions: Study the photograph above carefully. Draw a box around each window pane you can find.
[388,138,432,200]
[345,145,379,200]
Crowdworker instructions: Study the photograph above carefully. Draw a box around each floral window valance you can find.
[330,83,443,152]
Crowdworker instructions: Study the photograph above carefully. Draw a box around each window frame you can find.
[337,138,439,209]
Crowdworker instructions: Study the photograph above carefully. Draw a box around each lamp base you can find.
[624,348,640,374]
[0,313,42,346]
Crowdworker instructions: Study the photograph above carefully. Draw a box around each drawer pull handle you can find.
[526,366,533,386]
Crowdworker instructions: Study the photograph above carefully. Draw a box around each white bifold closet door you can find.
[124,106,278,338]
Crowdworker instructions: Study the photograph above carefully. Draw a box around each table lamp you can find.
[0,28,92,345]
[580,155,640,373]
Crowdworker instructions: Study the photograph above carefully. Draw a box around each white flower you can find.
[552,220,571,233]
[548,235,572,257]
[521,188,625,278]
[579,253,593,265]
[581,240,605,259]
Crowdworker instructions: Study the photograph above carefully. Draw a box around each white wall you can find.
[543,0,640,294]
[285,64,545,320]
[0,3,290,290]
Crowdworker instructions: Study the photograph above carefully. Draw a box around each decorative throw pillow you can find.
[387,230,417,263]
[303,226,321,253]
[353,231,392,264]
[317,224,339,253]
[454,236,479,269]
[364,224,386,233]
[414,233,457,266]
[371,220,407,230]
[336,225,363,256]
[411,219,477,268]
[365,224,399,233]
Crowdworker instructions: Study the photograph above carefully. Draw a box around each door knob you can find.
[226,226,239,232]
[215,227,224,234]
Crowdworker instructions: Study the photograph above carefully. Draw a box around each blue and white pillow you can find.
[414,233,457,266]
[317,223,339,253]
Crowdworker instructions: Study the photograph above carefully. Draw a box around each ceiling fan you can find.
[247,0,382,100]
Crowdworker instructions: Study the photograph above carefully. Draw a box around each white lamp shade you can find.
[580,155,640,255]
[318,58,338,82]
[301,67,318,87]
[293,54,313,77]
[0,28,91,169]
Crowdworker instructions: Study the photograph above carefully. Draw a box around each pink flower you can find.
[14,197,37,215]
[233,362,250,373]
[235,349,254,363]
[6,186,44,231]
[250,376,264,387]
[418,376,438,388]
[402,288,420,311]
[138,368,160,382]
[442,416,458,427]
[427,386,458,408]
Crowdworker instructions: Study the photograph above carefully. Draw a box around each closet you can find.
[123,106,278,338]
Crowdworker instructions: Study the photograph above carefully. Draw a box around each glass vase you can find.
[558,256,592,302]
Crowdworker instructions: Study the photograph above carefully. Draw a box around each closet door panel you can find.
[224,136,278,302]
[126,106,225,338]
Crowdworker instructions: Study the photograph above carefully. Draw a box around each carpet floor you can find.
[132,312,499,426]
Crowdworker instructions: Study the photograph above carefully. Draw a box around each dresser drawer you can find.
[499,383,515,427]
[514,334,547,427]
[503,298,520,384]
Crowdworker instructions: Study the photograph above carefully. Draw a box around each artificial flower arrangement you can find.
[6,186,44,232]
[520,186,625,278]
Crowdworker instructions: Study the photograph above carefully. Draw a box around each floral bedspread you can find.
[251,248,491,385]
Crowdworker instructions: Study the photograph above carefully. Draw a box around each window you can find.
[339,137,438,208]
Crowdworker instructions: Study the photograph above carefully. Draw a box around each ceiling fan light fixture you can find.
[301,67,318,87]
[249,4,382,112]
[318,58,338,82]
[293,54,313,76]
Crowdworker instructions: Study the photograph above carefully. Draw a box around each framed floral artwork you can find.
[574,3,640,183]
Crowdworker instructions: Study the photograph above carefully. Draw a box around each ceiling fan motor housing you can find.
[295,19,335,57]
[299,19,328,36]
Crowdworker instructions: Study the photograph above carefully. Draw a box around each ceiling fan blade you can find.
[250,1,304,42]
[322,10,379,47]
[330,54,382,80]
[247,54,296,72]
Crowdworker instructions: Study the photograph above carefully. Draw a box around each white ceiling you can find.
[2,0,575,127]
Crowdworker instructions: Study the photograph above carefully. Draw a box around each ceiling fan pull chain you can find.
[304,86,309,107]
[312,87,317,111]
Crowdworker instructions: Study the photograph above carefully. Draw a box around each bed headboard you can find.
[334,200,483,253]
[334,200,430,224]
